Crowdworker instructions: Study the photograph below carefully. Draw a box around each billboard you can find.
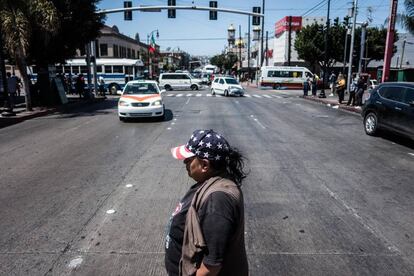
[275,16,302,36]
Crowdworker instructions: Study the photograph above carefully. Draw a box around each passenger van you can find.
[259,66,314,89]
[159,73,203,91]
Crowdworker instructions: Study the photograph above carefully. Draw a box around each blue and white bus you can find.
[56,58,145,94]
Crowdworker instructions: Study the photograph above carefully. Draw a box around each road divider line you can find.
[245,94,252,98]
[408,153,414,157]
[185,97,191,105]
[167,94,174,97]
[196,94,202,97]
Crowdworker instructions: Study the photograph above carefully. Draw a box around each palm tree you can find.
[0,0,58,111]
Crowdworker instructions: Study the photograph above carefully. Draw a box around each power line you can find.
[302,0,327,16]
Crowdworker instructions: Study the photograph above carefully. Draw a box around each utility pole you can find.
[288,16,292,66]
[400,38,406,68]
[265,31,269,66]
[342,27,350,73]
[382,0,398,82]
[347,0,358,93]
[260,0,265,67]
[320,0,330,98]
[85,43,93,98]
[358,23,367,74]
[248,16,251,82]
[239,24,242,80]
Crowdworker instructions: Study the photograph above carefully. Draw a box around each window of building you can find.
[100,43,108,56]
[127,48,132,58]
[132,50,136,59]
[113,45,119,58]
[80,66,88,74]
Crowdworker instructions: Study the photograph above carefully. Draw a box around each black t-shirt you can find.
[164,183,240,276]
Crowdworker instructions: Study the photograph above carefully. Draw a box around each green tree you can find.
[392,0,414,34]
[0,0,58,111]
[210,54,225,70]
[210,53,238,72]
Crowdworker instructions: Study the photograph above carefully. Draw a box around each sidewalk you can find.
[0,95,107,129]
[302,92,364,114]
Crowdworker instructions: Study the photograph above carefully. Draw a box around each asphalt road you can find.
[0,86,414,275]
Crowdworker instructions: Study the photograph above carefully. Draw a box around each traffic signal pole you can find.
[347,0,358,93]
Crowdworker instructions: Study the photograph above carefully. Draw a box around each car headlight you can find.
[152,100,163,106]
[119,100,130,106]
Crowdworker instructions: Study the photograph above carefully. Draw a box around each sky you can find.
[97,0,407,56]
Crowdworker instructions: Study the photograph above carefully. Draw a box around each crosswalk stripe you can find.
[244,94,252,97]
[186,94,193,97]
[216,95,223,97]
[263,95,272,98]
[253,95,262,98]
[196,94,202,97]
[176,94,183,97]
[167,94,174,97]
[206,94,212,97]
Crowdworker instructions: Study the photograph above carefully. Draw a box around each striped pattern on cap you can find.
[171,145,195,160]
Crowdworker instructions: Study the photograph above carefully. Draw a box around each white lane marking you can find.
[106,209,116,214]
[244,94,252,98]
[323,186,400,253]
[196,94,202,97]
[173,118,177,121]
[409,153,414,157]
[274,95,282,98]
[250,115,254,118]
[167,94,174,97]
[332,105,339,109]
[171,122,175,125]
[263,95,272,98]
[125,184,133,188]
[176,94,183,97]
[68,257,83,269]
[253,94,262,98]
[185,97,191,105]
[167,127,172,130]
[206,94,212,97]
[186,94,193,97]
[216,95,223,97]
[253,118,266,129]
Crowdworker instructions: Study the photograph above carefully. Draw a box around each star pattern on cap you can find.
[206,142,212,148]
[184,130,230,161]
[204,152,209,158]
[215,155,221,160]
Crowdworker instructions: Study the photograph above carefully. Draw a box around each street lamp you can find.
[147,29,159,79]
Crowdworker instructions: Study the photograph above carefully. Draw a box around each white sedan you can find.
[118,80,165,121]
[210,77,245,96]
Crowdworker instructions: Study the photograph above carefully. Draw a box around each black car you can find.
[362,82,414,139]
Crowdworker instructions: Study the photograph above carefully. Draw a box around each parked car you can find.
[159,73,203,91]
[369,79,378,90]
[118,80,165,121]
[362,82,414,139]
[210,77,245,97]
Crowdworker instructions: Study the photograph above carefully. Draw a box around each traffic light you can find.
[252,7,261,26]
[124,1,132,21]
[168,0,176,18]
[209,1,217,20]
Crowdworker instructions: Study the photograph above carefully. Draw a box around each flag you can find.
[149,34,156,53]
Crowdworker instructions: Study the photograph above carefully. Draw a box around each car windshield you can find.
[124,83,158,95]
[225,78,239,85]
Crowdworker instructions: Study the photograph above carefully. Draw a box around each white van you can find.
[260,66,314,89]
[159,73,203,91]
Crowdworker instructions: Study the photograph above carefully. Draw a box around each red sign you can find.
[275,16,302,36]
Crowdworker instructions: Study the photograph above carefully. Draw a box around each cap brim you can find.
[171,145,195,160]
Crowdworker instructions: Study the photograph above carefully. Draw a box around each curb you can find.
[301,96,362,115]
[0,97,106,129]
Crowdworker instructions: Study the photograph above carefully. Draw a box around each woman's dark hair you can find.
[210,146,248,186]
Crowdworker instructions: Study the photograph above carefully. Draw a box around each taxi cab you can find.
[118,80,165,121]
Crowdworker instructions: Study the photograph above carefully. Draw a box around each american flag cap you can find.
[171,129,230,161]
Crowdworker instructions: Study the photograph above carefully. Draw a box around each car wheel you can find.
[273,83,280,89]
[224,90,229,97]
[119,116,126,122]
[109,84,119,95]
[364,112,379,136]
[191,84,198,91]
[211,88,216,95]
[164,84,172,91]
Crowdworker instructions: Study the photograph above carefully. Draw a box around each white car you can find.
[118,80,165,121]
[159,73,203,91]
[210,77,245,97]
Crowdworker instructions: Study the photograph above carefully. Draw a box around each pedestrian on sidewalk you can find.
[336,73,346,104]
[355,77,365,106]
[329,71,337,96]
[347,77,357,106]
[165,129,248,276]
[311,74,318,96]
[75,73,85,99]
[6,72,18,108]
[303,75,311,96]
[98,76,106,96]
